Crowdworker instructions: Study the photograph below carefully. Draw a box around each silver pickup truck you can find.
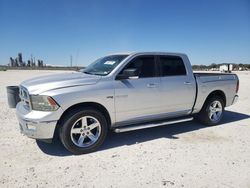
[14,52,239,154]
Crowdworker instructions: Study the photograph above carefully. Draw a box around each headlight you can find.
[30,95,59,111]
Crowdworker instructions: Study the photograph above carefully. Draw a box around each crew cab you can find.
[14,52,239,154]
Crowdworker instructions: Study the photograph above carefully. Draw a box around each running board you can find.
[114,117,193,133]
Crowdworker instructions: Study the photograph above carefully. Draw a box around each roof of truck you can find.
[108,51,187,56]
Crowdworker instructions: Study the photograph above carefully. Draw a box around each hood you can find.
[21,72,101,95]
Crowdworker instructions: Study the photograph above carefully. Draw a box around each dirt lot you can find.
[0,70,250,188]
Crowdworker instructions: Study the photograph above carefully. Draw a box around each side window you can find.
[122,56,156,78]
[159,56,186,76]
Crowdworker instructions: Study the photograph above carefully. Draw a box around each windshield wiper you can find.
[83,71,106,76]
[83,71,94,75]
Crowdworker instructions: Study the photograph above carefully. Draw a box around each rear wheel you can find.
[197,96,225,126]
[59,108,108,154]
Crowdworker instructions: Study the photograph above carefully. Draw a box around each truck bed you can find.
[192,72,238,114]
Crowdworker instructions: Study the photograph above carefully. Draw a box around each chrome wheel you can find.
[70,116,101,147]
[208,100,223,123]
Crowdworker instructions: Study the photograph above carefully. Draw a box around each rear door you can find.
[114,55,162,126]
[158,55,196,117]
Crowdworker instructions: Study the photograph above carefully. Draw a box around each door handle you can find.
[184,81,191,85]
[147,83,157,88]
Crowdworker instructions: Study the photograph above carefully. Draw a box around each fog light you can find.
[27,124,36,131]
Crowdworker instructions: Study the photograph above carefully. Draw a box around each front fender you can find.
[41,81,116,126]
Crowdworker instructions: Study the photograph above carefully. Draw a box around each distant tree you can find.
[245,64,250,69]
[210,63,217,69]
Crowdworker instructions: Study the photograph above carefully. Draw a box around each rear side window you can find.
[159,56,186,76]
[123,56,156,78]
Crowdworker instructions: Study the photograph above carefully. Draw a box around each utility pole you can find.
[70,55,73,67]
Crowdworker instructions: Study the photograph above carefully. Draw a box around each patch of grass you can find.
[0,67,7,71]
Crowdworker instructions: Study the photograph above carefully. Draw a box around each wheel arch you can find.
[195,89,226,126]
[204,90,226,107]
[53,102,112,140]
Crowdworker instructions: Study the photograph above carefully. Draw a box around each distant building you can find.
[15,58,18,67]
[219,64,233,73]
[27,60,31,67]
[9,53,44,67]
[38,60,44,67]
[9,57,16,67]
[17,53,23,66]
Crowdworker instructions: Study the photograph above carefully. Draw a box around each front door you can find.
[114,55,162,126]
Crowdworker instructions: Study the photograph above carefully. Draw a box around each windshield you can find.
[83,55,128,76]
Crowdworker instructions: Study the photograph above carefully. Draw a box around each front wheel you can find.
[59,108,108,154]
[197,96,225,126]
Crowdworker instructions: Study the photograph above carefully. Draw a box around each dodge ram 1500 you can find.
[14,52,239,154]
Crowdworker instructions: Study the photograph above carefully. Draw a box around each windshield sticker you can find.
[104,61,116,65]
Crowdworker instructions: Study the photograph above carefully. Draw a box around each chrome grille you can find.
[19,86,31,110]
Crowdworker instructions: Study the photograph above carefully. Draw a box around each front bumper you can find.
[16,102,63,140]
[18,117,57,140]
[232,95,239,105]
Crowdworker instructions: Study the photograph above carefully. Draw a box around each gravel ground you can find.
[0,70,250,188]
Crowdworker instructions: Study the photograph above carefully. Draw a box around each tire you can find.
[196,96,225,126]
[59,108,108,154]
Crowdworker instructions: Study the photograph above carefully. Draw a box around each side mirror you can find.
[116,68,139,80]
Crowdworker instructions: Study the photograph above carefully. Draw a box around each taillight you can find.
[236,80,239,93]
